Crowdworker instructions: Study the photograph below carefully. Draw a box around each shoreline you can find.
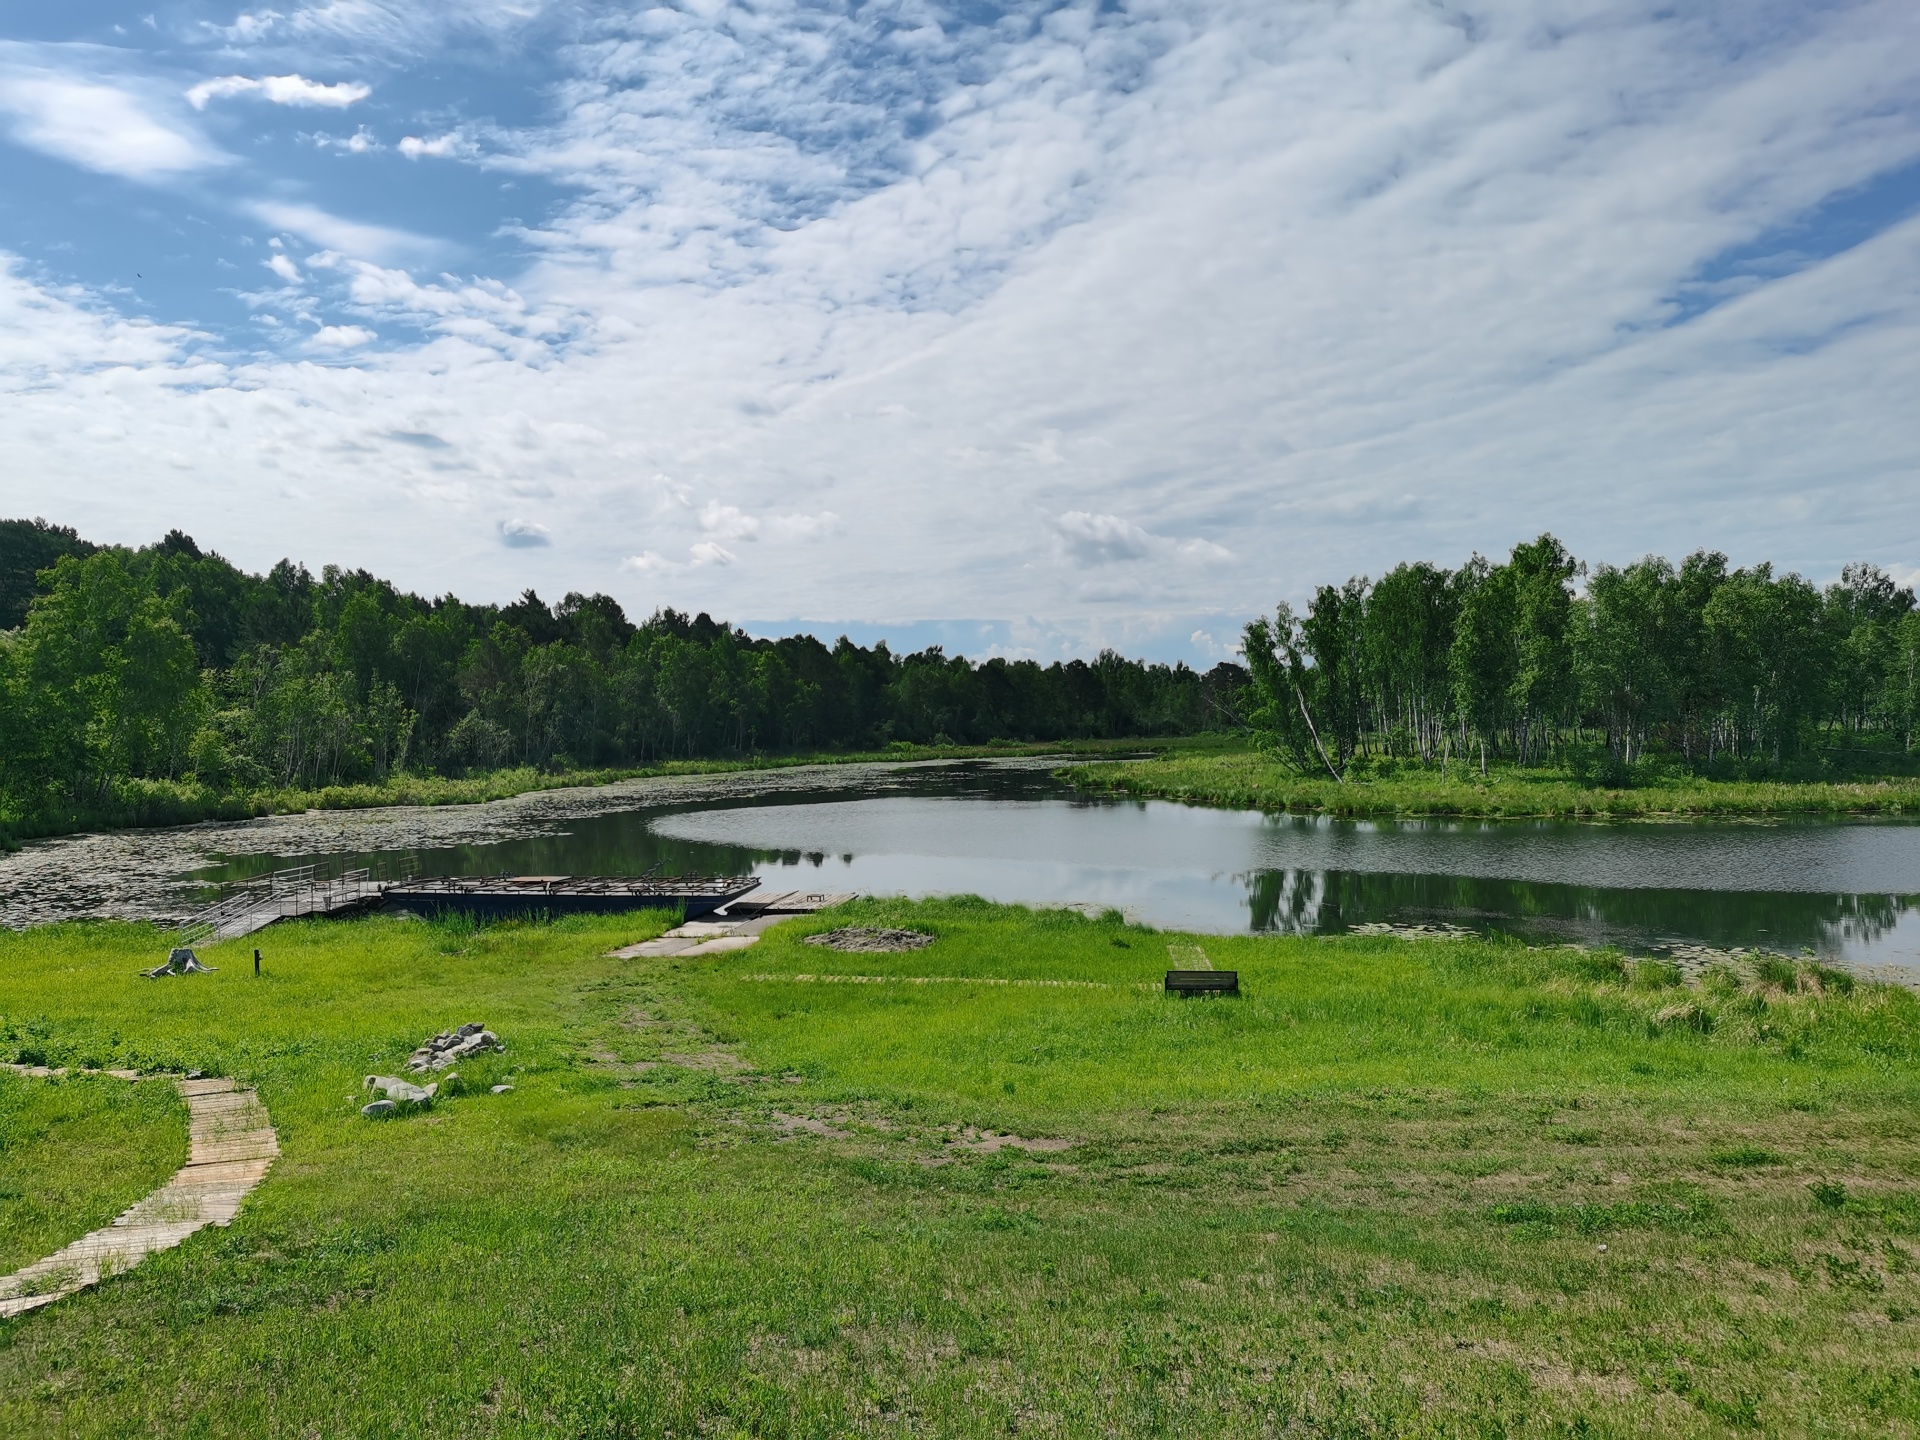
[0,758,1055,930]
[0,738,1164,852]
[1061,752,1920,820]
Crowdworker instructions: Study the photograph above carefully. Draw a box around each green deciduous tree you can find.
[18,551,206,802]
[1704,564,1827,762]
[1243,604,1345,781]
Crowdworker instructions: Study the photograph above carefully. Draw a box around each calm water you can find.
[185,760,1920,973]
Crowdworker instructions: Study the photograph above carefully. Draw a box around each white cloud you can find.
[500,517,550,547]
[697,501,759,542]
[767,511,841,541]
[0,52,216,180]
[250,203,436,263]
[1052,511,1155,566]
[1049,514,1227,569]
[0,254,196,382]
[2,2,1919,658]
[187,75,371,110]
[313,127,381,154]
[310,324,375,348]
[1189,628,1243,660]
[208,2,542,49]
[1176,539,1233,563]
[398,133,462,160]
[265,253,301,283]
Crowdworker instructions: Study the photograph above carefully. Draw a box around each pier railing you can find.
[176,857,409,945]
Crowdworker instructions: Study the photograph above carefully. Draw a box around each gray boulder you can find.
[360,1099,397,1118]
[364,1074,436,1104]
[404,1022,503,1073]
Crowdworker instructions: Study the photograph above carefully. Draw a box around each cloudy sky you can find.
[1,1,1917,662]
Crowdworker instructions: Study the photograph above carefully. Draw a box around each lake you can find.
[4,758,1916,977]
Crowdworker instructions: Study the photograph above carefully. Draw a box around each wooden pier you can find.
[178,864,391,945]
[176,863,762,942]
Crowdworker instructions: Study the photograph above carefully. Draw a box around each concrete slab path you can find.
[609,890,858,959]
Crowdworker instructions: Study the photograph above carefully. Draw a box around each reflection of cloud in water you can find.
[14,759,1915,975]
[658,796,1920,965]
[655,796,1920,894]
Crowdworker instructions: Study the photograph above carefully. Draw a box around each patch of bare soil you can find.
[659,1050,752,1074]
[770,1111,855,1140]
[804,927,935,953]
[944,1126,1074,1155]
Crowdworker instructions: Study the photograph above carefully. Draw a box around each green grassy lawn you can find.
[0,1071,187,1274]
[1,901,1918,1436]
[1066,748,1920,818]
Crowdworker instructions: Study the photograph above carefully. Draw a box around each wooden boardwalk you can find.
[0,1070,278,1319]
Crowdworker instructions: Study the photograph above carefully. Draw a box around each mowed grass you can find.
[0,1071,188,1274]
[0,902,1918,1436]
[693,901,1918,1111]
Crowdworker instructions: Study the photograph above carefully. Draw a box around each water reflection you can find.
[185,760,1920,971]
[1243,867,1914,957]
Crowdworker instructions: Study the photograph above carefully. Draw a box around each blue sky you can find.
[1,1,1917,663]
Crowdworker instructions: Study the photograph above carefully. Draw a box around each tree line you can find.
[1243,534,1920,780]
[0,519,1245,832]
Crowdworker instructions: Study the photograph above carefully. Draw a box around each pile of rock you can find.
[404,1023,502,1073]
[803,927,935,953]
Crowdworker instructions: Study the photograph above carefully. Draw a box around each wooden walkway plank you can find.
[0,1067,278,1319]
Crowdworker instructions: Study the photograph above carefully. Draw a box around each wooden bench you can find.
[1165,970,1239,997]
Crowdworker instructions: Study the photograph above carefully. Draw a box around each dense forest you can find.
[1244,534,1920,781]
[0,518,1244,835]
[7,517,1916,839]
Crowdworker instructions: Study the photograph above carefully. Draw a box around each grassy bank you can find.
[0,736,1173,850]
[2,901,1918,1435]
[1066,748,1920,818]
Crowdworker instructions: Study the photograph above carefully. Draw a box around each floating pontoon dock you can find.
[382,874,760,921]
[175,863,762,941]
